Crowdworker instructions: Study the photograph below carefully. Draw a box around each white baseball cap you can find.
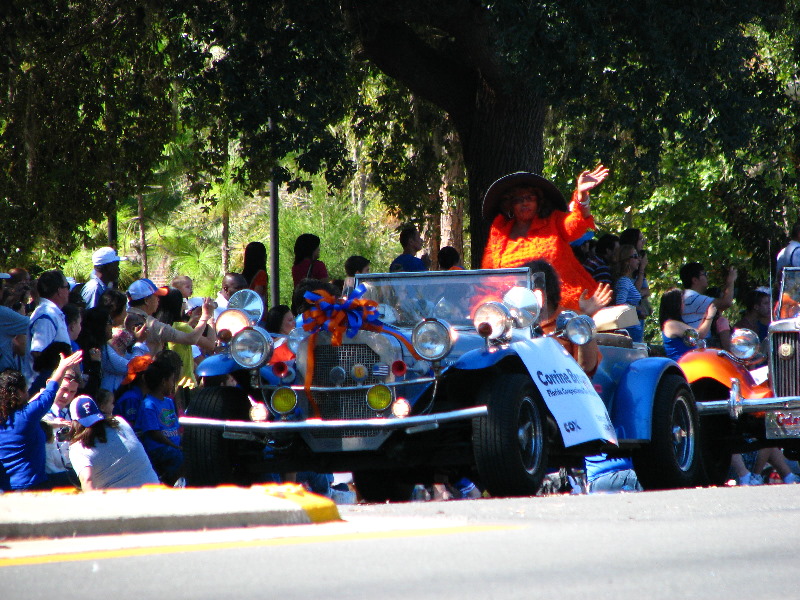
[127,278,169,301]
[92,247,129,266]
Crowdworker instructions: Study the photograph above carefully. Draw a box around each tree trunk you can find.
[137,193,148,278]
[457,85,547,268]
[439,150,464,258]
[107,191,117,249]
[221,208,230,274]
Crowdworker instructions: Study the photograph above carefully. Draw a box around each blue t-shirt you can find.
[389,254,427,273]
[0,380,59,490]
[662,332,693,361]
[115,386,144,427]
[135,394,180,452]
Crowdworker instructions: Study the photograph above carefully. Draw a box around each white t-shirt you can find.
[682,289,714,332]
[69,418,159,489]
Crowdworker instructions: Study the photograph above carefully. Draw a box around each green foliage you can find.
[0,1,183,261]
[273,173,398,305]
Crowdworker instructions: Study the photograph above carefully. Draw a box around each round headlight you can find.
[366,384,393,411]
[730,328,759,360]
[286,327,308,354]
[215,309,251,338]
[250,402,269,422]
[473,302,512,340]
[683,328,700,348]
[230,326,274,369]
[271,387,298,415]
[412,318,453,361]
[503,287,541,328]
[564,314,596,346]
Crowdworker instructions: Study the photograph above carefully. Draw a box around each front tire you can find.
[633,374,703,489]
[473,374,549,497]
[183,386,252,487]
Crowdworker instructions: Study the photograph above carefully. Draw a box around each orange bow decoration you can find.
[301,285,381,346]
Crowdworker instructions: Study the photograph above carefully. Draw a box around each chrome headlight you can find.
[683,328,700,348]
[286,327,308,354]
[473,302,512,341]
[564,314,596,346]
[502,287,541,328]
[730,328,759,360]
[230,326,274,369]
[215,308,251,339]
[412,318,452,361]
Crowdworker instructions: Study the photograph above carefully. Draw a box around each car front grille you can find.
[309,343,385,438]
[771,331,800,397]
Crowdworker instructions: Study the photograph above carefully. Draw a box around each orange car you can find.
[677,268,800,484]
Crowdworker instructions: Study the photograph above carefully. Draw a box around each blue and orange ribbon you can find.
[301,284,381,345]
[301,285,381,417]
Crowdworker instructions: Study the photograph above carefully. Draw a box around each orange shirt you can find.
[482,202,598,311]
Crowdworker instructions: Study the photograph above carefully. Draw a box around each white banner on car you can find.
[512,337,618,448]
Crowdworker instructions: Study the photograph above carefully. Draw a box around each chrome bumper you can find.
[180,405,488,435]
[695,378,800,419]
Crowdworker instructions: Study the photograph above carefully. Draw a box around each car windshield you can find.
[778,267,800,319]
[355,268,538,328]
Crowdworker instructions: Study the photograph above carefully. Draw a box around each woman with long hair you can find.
[242,241,269,299]
[265,305,295,335]
[156,287,203,406]
[68,394,158,490]
[291,233,328,287]
[76,307,114,398]
[659,288,716,360]
[612,244,646,342]
[0,350,83,491]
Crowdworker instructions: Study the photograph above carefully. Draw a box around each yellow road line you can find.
[0,524,521,568]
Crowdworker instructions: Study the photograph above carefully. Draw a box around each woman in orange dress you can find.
[481,166,608,311]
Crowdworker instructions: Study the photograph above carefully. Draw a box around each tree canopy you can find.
[2,1,800,282]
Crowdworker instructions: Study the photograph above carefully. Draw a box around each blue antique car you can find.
[181,268,702,498]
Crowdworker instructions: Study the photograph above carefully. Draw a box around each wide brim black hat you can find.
[482,172,568,222]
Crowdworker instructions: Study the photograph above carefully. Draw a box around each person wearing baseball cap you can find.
[81,247,128,309]
[68,394,159,490]
[126,279,214,357]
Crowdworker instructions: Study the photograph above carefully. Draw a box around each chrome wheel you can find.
[671,392,696,472]
[518,395,544,475]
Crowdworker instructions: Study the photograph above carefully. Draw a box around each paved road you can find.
[2,484,799,600]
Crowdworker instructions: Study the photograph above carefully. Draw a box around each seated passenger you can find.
[659,288,716,361]
[524,259,610,376]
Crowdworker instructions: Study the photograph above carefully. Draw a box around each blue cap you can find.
[70,395,104,427]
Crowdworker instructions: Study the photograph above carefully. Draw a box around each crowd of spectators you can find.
[2,213,799,497]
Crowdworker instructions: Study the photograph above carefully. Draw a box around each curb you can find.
[0,483,340,539]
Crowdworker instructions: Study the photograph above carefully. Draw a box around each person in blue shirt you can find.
[0,349,83,491]
[80,247,127,309]
[389,226,428,272]
[135,357,183,486]
[660,288,716,361]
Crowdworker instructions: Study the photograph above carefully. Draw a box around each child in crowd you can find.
[114,355,153,426]
[135,358,183,486]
